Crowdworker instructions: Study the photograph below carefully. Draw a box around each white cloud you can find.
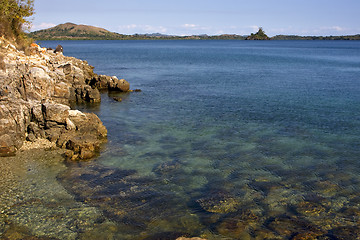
[215,30,225,35]
[182,24,198,29]
[116,24,354,37]
[303,26,349,36]
[117,24,167,34]
[331,26,344,32]
[31,22,56,31]
[182,24,211,31]
[119,24,138,30]
[178,24,213,35]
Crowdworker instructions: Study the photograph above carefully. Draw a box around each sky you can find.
[30,0,360,36]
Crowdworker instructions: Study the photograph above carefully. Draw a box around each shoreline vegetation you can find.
[28,22,360,41]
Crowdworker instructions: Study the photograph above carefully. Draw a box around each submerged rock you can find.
[112,96,122,102]
[196,189,241,214]
[295,201,326,217]
[143,232,188,240]
[58,163,200,235]
[153,160,182,176]
[266,215,325,239]
[176,238,207,240]
[330,226,360,240]
[215,209,262,239]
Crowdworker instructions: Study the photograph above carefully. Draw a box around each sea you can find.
[5,40,360,239]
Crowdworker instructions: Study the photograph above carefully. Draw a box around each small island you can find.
[245,27,270,40]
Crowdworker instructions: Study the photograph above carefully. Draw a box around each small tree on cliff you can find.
[0,0,34,46]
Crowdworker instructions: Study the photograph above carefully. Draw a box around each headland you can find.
[0,37,131,160]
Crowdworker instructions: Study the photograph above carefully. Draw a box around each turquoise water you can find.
[48,40,360,239]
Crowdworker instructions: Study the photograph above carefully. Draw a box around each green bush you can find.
[0,0,34,47]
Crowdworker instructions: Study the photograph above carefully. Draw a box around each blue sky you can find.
[31,0,360,36]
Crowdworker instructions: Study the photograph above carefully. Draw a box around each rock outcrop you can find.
[0,38,130,159]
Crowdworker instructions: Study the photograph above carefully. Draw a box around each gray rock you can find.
[26,132,36,142]
[42,102,70,125]
[96,75,111,89]
[54,45,63,53]
[108,77,130,92]
[116,78,130,92]
[27,122,45,139]
[31,104,44,125]
[66,118,76,131]
[29,67,51,81]
[74,85,101,103]
[58,63,72,75]
[0,134,16,156]
[0,53,6,71]
[0,100,31,152]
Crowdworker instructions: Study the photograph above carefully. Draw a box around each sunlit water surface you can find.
[8,40,360,239]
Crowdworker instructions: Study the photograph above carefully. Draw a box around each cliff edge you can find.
[0,37,130,160]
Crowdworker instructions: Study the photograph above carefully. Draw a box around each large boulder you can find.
[65,135,102,160]
[26,67,55,100]
[0,100,31,155]
[108,76,130,92]
[42,101,70,125]
[89,75,130,92]
[68,110,107,138]
[56,110,107,160]
[27,102,107,160]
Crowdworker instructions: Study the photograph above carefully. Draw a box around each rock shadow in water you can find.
[58,163,201,236]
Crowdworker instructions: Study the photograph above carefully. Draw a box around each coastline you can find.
[0,39,133,239]
[0,37,130,160]
[0,39,205,240]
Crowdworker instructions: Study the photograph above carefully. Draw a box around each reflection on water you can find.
[58,97,360,239]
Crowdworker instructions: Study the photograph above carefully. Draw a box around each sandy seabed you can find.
[0,141,104,239]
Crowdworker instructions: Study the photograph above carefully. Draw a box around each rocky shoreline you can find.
[0,38,130,160]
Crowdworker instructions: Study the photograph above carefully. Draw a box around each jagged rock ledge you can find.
[0,38,131,160]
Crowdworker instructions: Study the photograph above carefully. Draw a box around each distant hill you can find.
[28,22,127,40]
[28,23,247,40]
[28,23,360,41]
[271,34,360,40]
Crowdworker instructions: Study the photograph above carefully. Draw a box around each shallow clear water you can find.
[39,40,360,239]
